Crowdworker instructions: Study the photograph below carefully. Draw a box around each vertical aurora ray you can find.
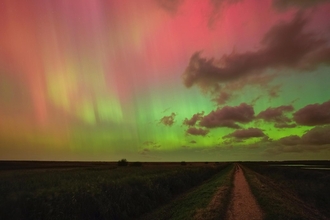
[0,0,330,161]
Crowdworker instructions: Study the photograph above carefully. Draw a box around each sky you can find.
[0,0,330,161]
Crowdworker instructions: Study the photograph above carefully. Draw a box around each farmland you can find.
[0,161,229,219]
[0,161,329,219]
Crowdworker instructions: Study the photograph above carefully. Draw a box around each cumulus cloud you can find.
[186,127,209,136]
[199,103,254,129]
[223,127,266,139]
[273,0,330,10]
[183,112,204,126]
[293,100,330,126]
[257,105,296,128]
[266,126,330,155]
[301,126,330,145]
[160,112,176,126]
[182,13,329,92]
[278,135,301,145]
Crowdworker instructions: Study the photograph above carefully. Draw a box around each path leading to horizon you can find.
[225,165,264,220]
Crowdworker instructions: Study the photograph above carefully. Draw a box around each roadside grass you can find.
[0,164,228,219]
[139,164,235,220]
[241,164,328,220]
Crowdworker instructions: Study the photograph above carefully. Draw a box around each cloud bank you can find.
[182,13,330,92]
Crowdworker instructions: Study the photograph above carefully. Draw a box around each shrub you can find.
[118,159,128,167]
[181,161,186,166]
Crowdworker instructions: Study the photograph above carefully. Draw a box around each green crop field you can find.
[0,161,229,219]
[242,161,330,220]
[1,161,329,220]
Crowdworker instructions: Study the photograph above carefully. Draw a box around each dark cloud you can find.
[143,141,156,146]
[301,126,330,145]
[143,141,161,148]
[212,91,232,105]
[183,112,204,126]
[257,105,296,128]
[293,100,330,126]
[156,0,184,14]
[273,0,330,10]
[268,85,281,98]
[186,127,209,136]
[223,127,266,139]
[140,148,150,155]
[182,13,329,92]
[160,112,176,126]
[274,123,296,128]
[278,135,301,145]
[199,103,254,129]
[266,126,330,155]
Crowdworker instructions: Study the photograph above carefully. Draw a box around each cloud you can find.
[301,126,330,145]
[186,127,209,136]
[182,13,329,92]
[266,126,330,155]
[267,85,281,98]
[183,111,204,126]
[160,112,176,126]
[293,100,330,126]
[143,141,161,148]
[139,148,150,155]
[278,135,301,145]
[199,103,254,129]
[156,0,184,14]
[273,0,330,10]
[257,105,296,128]
[212,91,232,105]
[223,127,266,139]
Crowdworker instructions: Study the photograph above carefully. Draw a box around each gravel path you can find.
[225,165,263,220]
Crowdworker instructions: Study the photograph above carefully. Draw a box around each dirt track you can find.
[225,165,263,220]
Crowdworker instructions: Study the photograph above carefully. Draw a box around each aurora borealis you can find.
[1,0,330,161]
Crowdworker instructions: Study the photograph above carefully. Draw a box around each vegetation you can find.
[242,163,330,220]
[0,162,229,219]
[130,161,143,167]
[117,158,128,167]
[140,164,235,220]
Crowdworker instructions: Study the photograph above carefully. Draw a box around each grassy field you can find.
[1,161,329,219]
[140,164,235,220]
[0,161,229,219]
[242,161,330,220]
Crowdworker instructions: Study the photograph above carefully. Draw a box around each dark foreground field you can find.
[0,160,329,219]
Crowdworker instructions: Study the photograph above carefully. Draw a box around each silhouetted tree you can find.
[118,159,128,167]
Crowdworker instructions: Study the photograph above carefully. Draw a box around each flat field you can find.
[0,161,329,220]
